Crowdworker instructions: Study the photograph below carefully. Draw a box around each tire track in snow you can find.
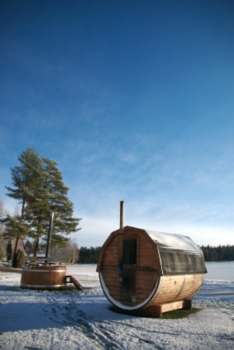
[74,322,123,350]
[42,289,123,349]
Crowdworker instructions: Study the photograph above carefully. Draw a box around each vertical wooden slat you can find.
[20,265,66,290]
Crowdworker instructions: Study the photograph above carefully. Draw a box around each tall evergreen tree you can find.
[4,147,81,261]
[4,148,42,265]
[25,156,81,256]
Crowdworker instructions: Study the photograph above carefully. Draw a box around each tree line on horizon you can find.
[78,246,102,264]
[76,245,234,264]
[200,245,234,262]
[1,234,234,265]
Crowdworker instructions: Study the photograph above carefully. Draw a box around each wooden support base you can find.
[113,300,192,318]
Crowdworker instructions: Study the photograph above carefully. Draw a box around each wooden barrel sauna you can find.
[21,265,67,290]
[97,226,207,316]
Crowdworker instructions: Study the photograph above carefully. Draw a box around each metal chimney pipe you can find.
[45,212,54,260]
[119,201,124,280]
[120,201,124,232]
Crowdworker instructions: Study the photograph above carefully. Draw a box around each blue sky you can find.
[0,0,234,247]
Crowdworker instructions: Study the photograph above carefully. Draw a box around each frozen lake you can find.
[205,261,234,280]
[67,264,97,275]
[67,261,234,281]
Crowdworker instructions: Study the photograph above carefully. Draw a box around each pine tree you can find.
[4,148,42,265]
[5,147,81,261]
[25,156,81,257]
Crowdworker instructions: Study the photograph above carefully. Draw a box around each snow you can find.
[0,266,233,350]
[147,230,204,255]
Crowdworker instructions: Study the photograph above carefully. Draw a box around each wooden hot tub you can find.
[21,265,67,290]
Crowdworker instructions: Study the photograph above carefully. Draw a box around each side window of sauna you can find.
[123,239,137,264]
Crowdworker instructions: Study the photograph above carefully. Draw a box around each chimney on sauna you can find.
[120,201,124,232]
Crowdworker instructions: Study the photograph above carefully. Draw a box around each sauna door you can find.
[120,268,136,306]
[120,238,137,306]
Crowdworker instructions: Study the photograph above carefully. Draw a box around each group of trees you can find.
[50,241,79,264]
[78,246,101,263]
[1,148,81,267]
[78,245,234,264]
[201,245,234,262]
[24,238,79,264]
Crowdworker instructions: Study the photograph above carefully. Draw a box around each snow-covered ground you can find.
[0,268,233,350]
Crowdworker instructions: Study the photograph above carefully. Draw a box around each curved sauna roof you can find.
[146,229,207,275]
[147,230,202,254]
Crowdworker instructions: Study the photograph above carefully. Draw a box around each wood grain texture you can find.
[113,299,192,318]
[99,227,160,307]
[21,265,66,290]
[98,226,205,313]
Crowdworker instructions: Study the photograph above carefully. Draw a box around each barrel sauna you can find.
[97,226,207,317]
[21,265,67,290]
